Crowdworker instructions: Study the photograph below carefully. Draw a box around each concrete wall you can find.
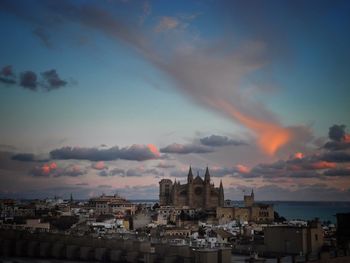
[264,226,307,254]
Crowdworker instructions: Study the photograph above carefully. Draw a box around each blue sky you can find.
[0,0,350,200]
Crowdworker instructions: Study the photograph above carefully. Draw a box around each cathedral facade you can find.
[159,167,224,209]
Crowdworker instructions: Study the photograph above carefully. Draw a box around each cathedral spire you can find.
[188,166,193,183]
[219,179,224,207]
[204,166,210,183]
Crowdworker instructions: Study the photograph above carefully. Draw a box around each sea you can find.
[131,200,350,224]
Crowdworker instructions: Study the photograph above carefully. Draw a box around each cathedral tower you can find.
[204,166,211,208]
[187,166,194,207]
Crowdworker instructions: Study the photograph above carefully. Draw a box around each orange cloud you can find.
[49,162,57,169]
[41,164,51,175]
[235,164,250,174]
[209,99,292,155]
[344,134,350,143]
[93,161,106,170]
[147,144,160,157]
[311,161,336,170]
[294,152,304,159]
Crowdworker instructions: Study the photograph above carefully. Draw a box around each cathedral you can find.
[159,166,224,209]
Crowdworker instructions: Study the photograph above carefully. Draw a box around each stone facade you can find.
[90,194,136,215]
[159,167,224,209]
[217,190,274,223]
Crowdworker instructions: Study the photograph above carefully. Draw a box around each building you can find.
[159,166,224,209]
[264,219,324,255]
[90,194,136,215]
[217,190,274,223]
[336,213,350,249]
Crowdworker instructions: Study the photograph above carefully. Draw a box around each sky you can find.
[0,0,350,201]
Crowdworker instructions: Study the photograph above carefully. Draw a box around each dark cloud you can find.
[0,65,16,85]
[50,144,160,161]
[1,65,14,76]
[20,71,38,90]
[329,124,347,142]
[324,125,350,150]
[324,141,350,151]
[200,135,247,147]
[1,64,70,92]
[154,162,175,169]
[110,168,125,176]
[323,168,350,177]
[33,27,52,48]
[160,143,214,154]
[12,153,36,162]
[11,153,49,162]
[126,169,143,177]
[41,69,67,91]
[321,151,350,163]
[98,170,109,177]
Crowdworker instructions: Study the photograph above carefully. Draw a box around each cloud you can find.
[11,153,49,162]
[160,143,214,154]
[110,168,125,176]
[323,168,350,177]
[30,163,86,177]
[41,69,68,90]
[92,161,107,170]
[154,16,180,32]
[1,1,295,155]
[1,64,71,92]
[324,141,350,151]
[126,167,163,177]
[200,134,247,147]
[98,184,112,188]
[321,151,350,163]
[155,162,175,169]
[98,168,125,177]
[139,1,151,24]
[329,124,348,142]
[30,162,58,176]
[98,170,109,177]
[0,65,16,85]
[20,71,38,90]
[12,153,36,162]
[33,27,52,48]
[50,144,161,161]
[1,65,14,76]
[324,124,350,150]
[235,164,250,174]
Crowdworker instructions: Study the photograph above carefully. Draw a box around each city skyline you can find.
[0,0,350,200]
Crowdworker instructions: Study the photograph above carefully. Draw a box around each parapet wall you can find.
[0,230,231,263]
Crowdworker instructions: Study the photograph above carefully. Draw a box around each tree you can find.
[274,211,286,222]
[152,203,160,210]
